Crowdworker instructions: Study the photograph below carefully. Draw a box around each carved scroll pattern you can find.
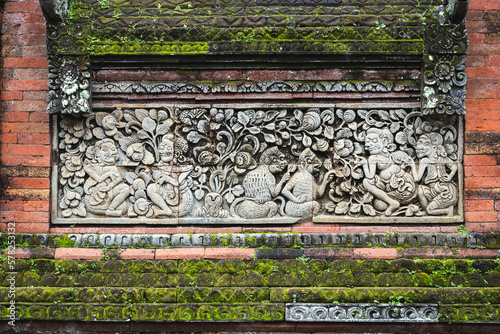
[57,106,461,222]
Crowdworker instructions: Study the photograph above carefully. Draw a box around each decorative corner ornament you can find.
[39,0,68,23]
[47,56,91,114]
[445,0,470,24]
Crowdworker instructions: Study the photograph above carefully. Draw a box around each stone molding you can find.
[285,303,439,322]
[7,232,498,249]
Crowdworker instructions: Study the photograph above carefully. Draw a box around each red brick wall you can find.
[464,0,500,233]
[0,0,50,233]
[0,0,499,235]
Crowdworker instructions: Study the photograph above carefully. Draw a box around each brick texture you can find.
[1,0,49,230]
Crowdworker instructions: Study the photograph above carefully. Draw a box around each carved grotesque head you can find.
[365,128,394,155]
[159,134,175,164]
[259,147,287,173]
[298,148,321,174]
[416,133,446,159]
[95,139,119,165]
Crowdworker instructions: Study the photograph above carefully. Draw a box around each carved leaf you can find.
[137,129,149,140]
[72,203,86,217]
[264,133,276,143]
[237,112,250,125]
[350,203,361,214]
[224,192,235,204]
[92,127,106,139]
[248,127,260,134]
[379,110,391,121]
[264,110,280,122]
[343,110,356,123]
[334,201,350,215]
[303,134,312,147]
[135,109,149,122]
[362,204,376,216]
[325,202,336,213]
[125,172,137,184]
[142,117,156,133]
[337,129,353,139]
[187,131,204,143]
[357,109,368,118]
[156,123,169,136]
[324,126,334,140]
[194,189,205,200]
[294,109,303,121]
[264,123,275,131]
[347,122,358,131]
[198,120,209,134]
[142,150,155,165]
[232,185,244,196]
[390,122,401,133]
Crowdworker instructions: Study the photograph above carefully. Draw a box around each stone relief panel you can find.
[54,104,462,224]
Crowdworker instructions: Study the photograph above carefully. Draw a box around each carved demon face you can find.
[365,132,385,155]
[159,136,175,163]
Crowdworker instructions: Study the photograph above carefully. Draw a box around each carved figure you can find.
[83,139,129,216]
[409,133,458,215]
[147,134,194,217]
[282,148,334,217]
[232,147,291,219]
[360,128,417,216]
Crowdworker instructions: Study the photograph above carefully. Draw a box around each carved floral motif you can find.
[57,106,461,223]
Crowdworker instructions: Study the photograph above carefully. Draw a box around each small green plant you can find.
[457,225,468,238]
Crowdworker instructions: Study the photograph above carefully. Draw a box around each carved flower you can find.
[232,144,257,174]
[334,139,354,157]
[126,143,145,162]
[447,89,465,114]
[302,111,322,131]
[95,109,124,137]
[197,151,220,166]
[435,61,453,81]
[210,108,234,129]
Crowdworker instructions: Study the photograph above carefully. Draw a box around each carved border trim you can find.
[285,303,439,322]
[8,232,495,249]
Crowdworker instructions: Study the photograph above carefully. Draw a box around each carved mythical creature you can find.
[83,139,129,216]
[231,147,291,219]
[147,134,194,217]
[282,148,334,217]
[409,133,458,215]
[360,128,417,216]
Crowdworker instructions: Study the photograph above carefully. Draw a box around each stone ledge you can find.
[5,232,498,249]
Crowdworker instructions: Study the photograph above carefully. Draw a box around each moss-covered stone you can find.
[144,288,177,303]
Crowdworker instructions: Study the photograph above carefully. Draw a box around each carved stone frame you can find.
[43,0,468,225]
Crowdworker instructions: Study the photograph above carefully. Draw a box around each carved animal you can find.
[231,147,290,219]
[282,148,334,217]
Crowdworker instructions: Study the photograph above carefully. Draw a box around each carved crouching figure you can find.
[409,133,458,216]
[360,128,417,216]
[282,148,334,217]
[84,139,129,216]
[147,134,194,217]
[232,147,291,219]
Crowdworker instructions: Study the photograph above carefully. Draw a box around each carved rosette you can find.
[47,56,91,114]
[422,24,468,115]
